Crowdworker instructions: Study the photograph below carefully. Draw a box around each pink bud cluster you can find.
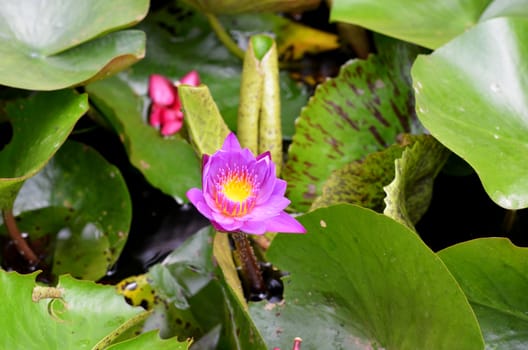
[147,71,200,136]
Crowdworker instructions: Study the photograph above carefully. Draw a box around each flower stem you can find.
[205,12,245,61]
[2,209,39,265]
[232,232,265,298]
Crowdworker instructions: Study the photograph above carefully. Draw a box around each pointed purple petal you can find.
[271,178,287,197]
[248,196,290,219]
[202,154,211,170]
[256,151,271,162]
[211,211,243,232]
[222,133,242,152]
[187,188,213,220]
[265,212,306,234]
[239,220,267,235]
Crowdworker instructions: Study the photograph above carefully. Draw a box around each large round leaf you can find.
[0,0,148,90]
[0,270,142,348]
[330,0,490,49]
[439,238,528,349]
[11,141,132,280]
[412,17,528,209]
[250,204,484,349]
[0,90,88,209]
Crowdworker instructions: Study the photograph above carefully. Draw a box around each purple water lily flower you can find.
[186,133,306,235]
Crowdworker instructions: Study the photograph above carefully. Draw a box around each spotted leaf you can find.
[284,38,423,211]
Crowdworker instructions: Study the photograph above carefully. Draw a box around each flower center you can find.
[222,177,252,202]
[214,165,257,217]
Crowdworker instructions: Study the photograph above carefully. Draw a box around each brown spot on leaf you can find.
[368,126,387,147]
[325,100,359,130]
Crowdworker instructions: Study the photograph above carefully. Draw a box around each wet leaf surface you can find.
[439,238,528,349]
[0,0,148,90]
[0,90,88,209]
[3,141,132,280]
[412,17,528,209]
[0,270,146,348]
[330,0,489,49]
[251,204,484,349]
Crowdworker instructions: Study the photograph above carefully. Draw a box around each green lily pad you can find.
[439,238,528,349]
[412,17,528,209]
[383,135,450,230]
[251,204,484,349]
[9,141,131,280]
[0,270,144,348]
[147,227,266,349]
[118,1,308,136]
[0,0,148,90]
[330,0,489,49]
[0,90,88,209]
[86,76,201,202]
[284,40,421,211]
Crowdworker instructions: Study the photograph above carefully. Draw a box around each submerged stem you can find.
[2,209,39,265]
[502,209,517,234]
[232,232,265,298]
[205,13,245,61]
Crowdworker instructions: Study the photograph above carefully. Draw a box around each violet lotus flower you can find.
[148,71,200,136]
[186,133,306,235]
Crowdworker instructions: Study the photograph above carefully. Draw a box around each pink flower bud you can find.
[149,104,163,127]
[161,119,183,136]
[178,70,200,86]
[160,108,183,123]
[148,74,177,106]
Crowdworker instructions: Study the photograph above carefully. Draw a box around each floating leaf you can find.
[383,135,450,230]
[0,0,148,90]
[284,40,421,211]
[0,90,88,209]
[251,204,484,349]
[439,238,528,349]
[311,141,405,211]
[86,76,201,202]
[8,141,131,280]
[0,270,146,348]
[412,17,528,209]
[330,0,489,49]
